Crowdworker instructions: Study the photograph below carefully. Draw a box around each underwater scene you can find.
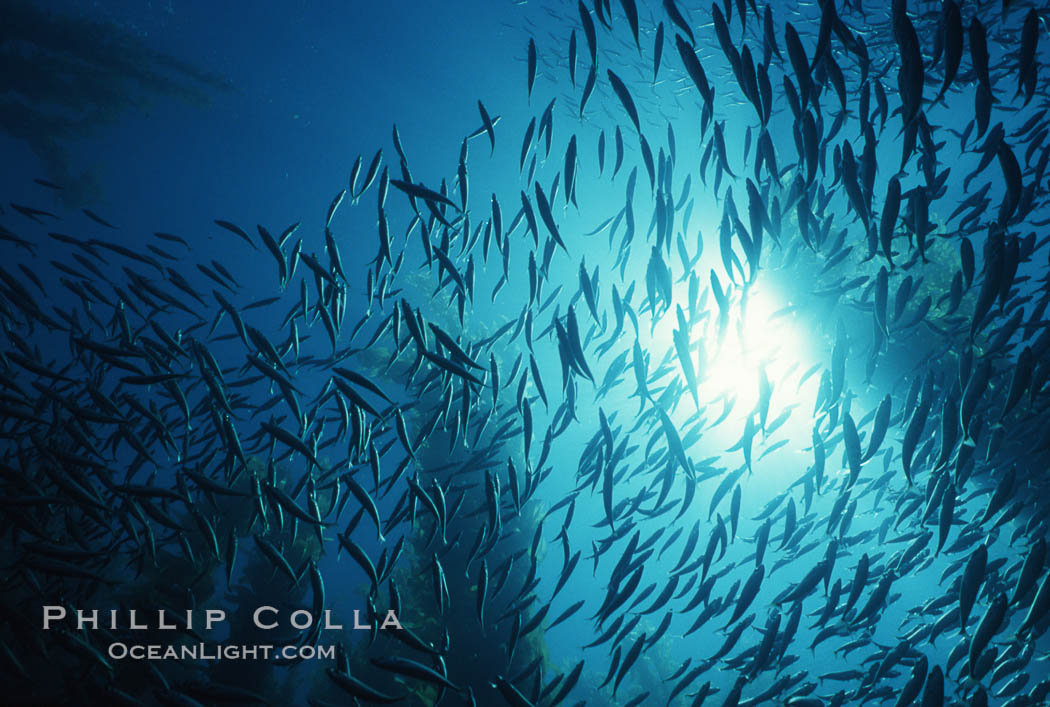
[2,0,1050,704]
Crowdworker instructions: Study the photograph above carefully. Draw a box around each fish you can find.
[82,208,117,229]
[327,669,405,703]
[935,0,963,104]
[662,0,694,46]
[968,593,1008,677]
[577,3,596,68]
[477,100,496,155]
[606,70,641,134]
[390,179,460,211]
[526,38,537,100]
[214,219,258,250]
[620,0,639,50]
[370,655,459,691]
[533,181,568,253]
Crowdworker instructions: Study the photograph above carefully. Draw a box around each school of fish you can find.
[3,0,1050,705]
